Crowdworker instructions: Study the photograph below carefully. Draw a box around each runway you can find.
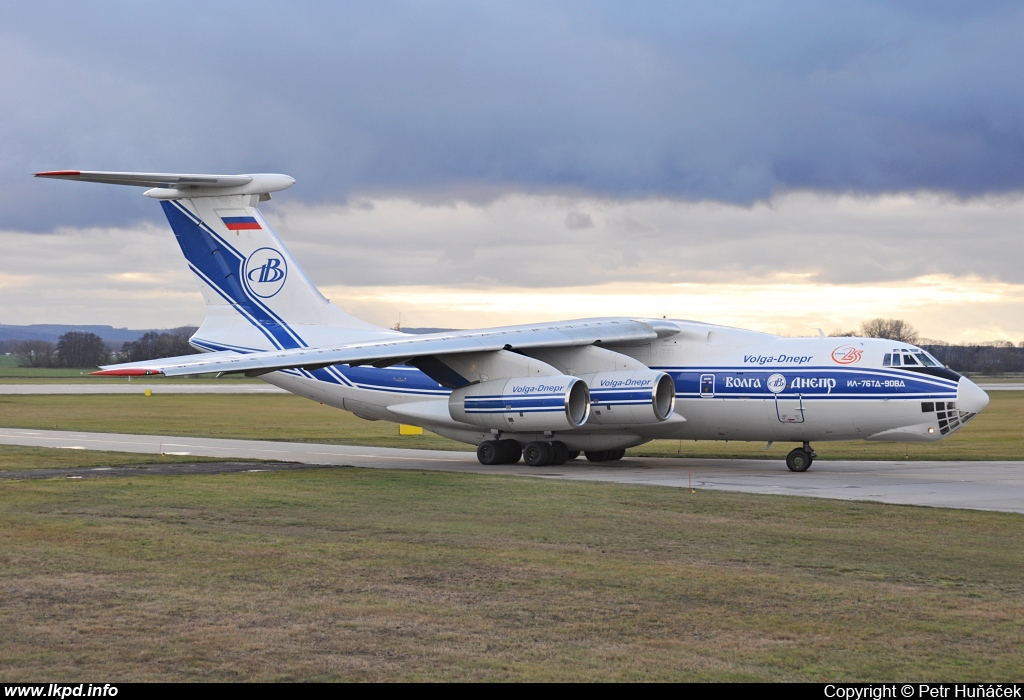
[1,427,1022,514]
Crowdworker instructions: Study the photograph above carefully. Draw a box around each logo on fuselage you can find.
[243,247,288,298]
[766,373,787,393]
[831,345,863,364]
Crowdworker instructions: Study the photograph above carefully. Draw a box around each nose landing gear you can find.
[786,442,817,472]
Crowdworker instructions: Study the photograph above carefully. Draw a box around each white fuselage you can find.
[256,321,989,453]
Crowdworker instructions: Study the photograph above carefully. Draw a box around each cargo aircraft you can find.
[36,170,990,471]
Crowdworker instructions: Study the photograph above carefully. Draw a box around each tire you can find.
[551,441,569,465]
[786,447,812,472]
[477,440,503,465]
[567,451,580,461]
[523,441,554,467]
[610,448,626,461]
[499,439,522,464]
[585,450,610,462]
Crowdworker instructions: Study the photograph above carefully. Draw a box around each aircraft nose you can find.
[957,376,990,415]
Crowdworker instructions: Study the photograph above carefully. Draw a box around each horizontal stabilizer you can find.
[35,170,295,199]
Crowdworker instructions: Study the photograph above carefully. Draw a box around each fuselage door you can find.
[699,373,715,397]
[775,394,805,423]
[767,372,805,423]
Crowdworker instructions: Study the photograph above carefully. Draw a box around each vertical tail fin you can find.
[163,195,383,352]
[35,171,389,352]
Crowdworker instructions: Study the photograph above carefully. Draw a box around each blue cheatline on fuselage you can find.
[658,366,958,401]
[188,344,960,406]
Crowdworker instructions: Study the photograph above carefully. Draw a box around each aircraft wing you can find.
[93,318,681,377]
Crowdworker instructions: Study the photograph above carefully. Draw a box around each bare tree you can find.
[859,318,919,344]
[15,340,56,367]
[120,326,199,362]
[56,331,109,368]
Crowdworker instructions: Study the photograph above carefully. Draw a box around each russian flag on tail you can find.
[222,215,261,231]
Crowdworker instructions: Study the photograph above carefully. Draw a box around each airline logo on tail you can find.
[244,247,288,298]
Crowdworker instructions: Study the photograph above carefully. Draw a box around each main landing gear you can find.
[786,442,817,472]
[476,440,583,467]
[476,439,522,465]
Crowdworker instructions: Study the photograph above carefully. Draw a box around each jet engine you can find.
[582,370,676,425]
[449,375,591,431]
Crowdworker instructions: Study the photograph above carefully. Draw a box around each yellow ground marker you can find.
[399,424,423,435]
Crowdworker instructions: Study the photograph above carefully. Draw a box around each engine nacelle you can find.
[449,375,591,432]
[582,370,676,425]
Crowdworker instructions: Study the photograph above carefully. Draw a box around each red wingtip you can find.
[90,368,163,377]
[35,170,81,177]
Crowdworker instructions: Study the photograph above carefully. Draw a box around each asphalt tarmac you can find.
[1,427,1022,514]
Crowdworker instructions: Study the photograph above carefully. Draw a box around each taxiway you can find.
[1,427,1021,514]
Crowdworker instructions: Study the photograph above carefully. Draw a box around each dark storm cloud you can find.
[4,1,1024,230]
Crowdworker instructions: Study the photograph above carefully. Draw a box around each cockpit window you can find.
[883,348,944,369]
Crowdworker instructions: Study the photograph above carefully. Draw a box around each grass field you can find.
[1,385,1021,680]
[1,391,1021,460]
[0,444,229,471]
[0,466,1021,681]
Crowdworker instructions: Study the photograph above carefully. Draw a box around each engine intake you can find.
[582,370,676,425]
[449,375,591,432]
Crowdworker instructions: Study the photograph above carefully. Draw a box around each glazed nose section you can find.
[957,376,990,415]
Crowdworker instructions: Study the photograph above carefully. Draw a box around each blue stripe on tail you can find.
[160,200,305,350]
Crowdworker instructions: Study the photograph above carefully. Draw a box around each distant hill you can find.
[0,324,181,344]
[0,324,454,345]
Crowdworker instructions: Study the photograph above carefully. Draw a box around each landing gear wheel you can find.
[609,448,626,461]
[523,441,554,467]
[477,440,503,465]
[551,441,569,466]
[585,450,610,462]
[499,440,522,464]
[567,451,580,461]
[786,447,813,472]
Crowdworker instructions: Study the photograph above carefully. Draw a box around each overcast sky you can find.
[3,2,1024,341]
